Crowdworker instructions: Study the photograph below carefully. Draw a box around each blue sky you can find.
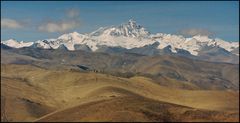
[1,1,239,42]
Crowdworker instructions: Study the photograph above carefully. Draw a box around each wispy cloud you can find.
[38,20,80,33]
[38,8,81,33]
[179,28,214,37]
[67,8,80,18]
[1,18,24,29]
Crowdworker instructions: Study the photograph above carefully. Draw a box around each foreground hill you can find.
[36,96,238,122]
[1,64,239,122]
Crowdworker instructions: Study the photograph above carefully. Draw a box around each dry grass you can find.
[1,64,239,122]
[36,96,239,122]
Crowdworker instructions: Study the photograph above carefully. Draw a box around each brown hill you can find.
[1,64,239,122]
[36,96,239,122]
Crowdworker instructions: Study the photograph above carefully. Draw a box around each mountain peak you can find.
[70,31,81,35]
[128,19,136,23]
[89,19,150,38]
[192,35,212,42]
[123,19,139,28]
[3,19,239,56]
[1,39,33,48]
[58,31,86,41]
[127,19,137,28]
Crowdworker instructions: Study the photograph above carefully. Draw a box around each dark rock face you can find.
[197,45,239,64]
[161,45,172,54]
[76,65,90,71]
[128,42,160,56]
[74,44,92,52]
[57,44,69,51]
[231,47,239,55]
[96,45,127,54]
[1,44,13,50]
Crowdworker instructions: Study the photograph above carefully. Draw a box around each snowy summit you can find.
[1,19,239,56]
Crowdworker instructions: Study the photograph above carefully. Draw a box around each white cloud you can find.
[38,8,81,33]
[38,20,80,33]
[67,8,79,18]
[1,18,23,29]
[179,28,213,37]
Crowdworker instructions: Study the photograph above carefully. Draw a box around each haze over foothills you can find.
[1,1,239,42]
[1,1,239,122]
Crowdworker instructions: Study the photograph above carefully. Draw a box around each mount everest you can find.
[1,19,239,57]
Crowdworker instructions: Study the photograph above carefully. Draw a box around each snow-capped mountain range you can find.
[1,19,239,56]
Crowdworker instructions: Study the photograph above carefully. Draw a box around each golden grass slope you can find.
[1,64,239,122]
[36,96,239,122]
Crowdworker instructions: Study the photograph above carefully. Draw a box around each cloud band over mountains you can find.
[38,9,81,33]
[2,9,81,33]
[1,18,24,29]
[179,28,214,37]
[38,20,80,33]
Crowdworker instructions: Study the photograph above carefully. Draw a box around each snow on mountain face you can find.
[213,38,239,52]
[40,19,155,51]
[90,19,150,38]
[34,39,57,49]
[2,19,239,56]
[58,31,88,43]
[87,19,155,51]
[150,33,186,53]
[151,34,239,55]
[33,32,89,50]
[1,39,33,48]
[56,32,89,50]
